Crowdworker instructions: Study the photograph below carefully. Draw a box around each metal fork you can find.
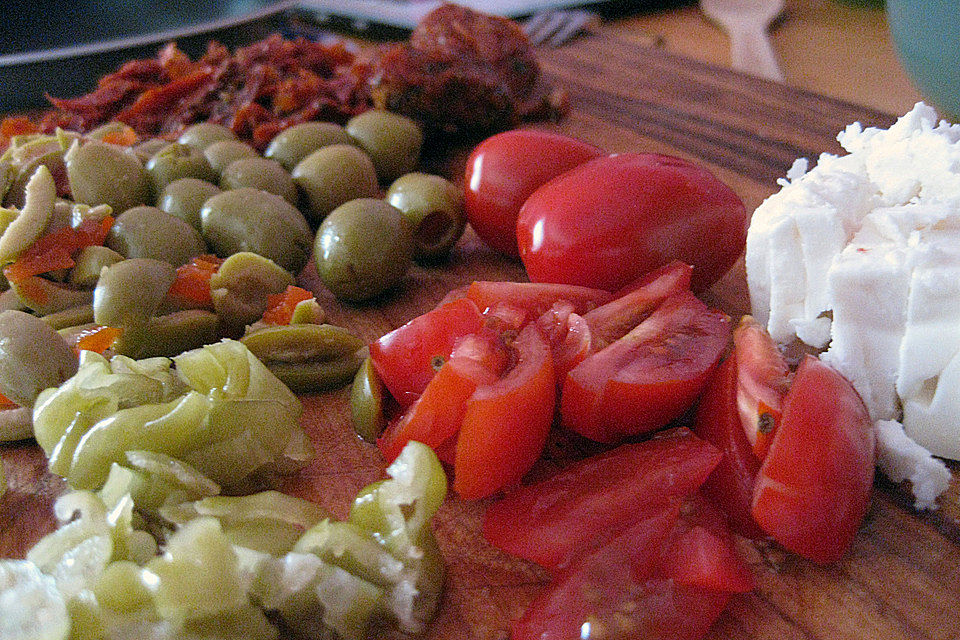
[523,9,599,47]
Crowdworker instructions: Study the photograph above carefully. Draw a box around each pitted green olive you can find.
[11,278,93,315]
[265,122,355,172]
[263,354,364,394]
[111,310,219,359]
[69,245,125,287]
[66,141,151,213]
[241,324,364,363]
[351,357,386,443]
[292,144,378,226]
[129,138,167,164]
[0,309,78,407]
[107,206,207,267]
[146,143,218,195]
[346,110,423,183]
[220,158,297,204]
[203,140,259,175]
[178,123,236,150]
[200,188,312,274]
[41,303,94,330]
[385,173,465,262]
[209,251,294,335]
[93,258,177,327]
[0,165,54,263]
[314,198,413,302]
[158,178,221,231]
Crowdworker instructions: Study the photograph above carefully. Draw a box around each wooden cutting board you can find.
[2,29,958,640]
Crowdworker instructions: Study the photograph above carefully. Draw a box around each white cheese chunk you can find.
[876,419,952,510]
[745,102,960,509]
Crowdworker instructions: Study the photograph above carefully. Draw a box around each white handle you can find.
[728,24,784,82]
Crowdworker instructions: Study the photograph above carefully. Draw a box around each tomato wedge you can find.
[535,301,591,381]
[483,428,722,570]
[454,323,556,500]
[370,297,485,405]
[734,316,790,460]
[466,280,612,318]
[561,291,731,443]
[692,354,765,539]
[752,355,875,564]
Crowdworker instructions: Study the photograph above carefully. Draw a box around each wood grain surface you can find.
[3,30,958,640]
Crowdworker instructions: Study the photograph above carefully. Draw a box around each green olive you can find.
[107,206,207,266]
[158,178,221,230]
[112,310,219,359]
[314,198,413,302]
[265,122,355,172]
[178,123,236,150]
[292,144,379,226]
[69,245,125,287]
[93,258,177,327]
[66,141,151,213]
[350,357,387,442]
[385,173,465,262]
[346,110,423,183]
[10,277,93,315]
[0,309,78,407]
[264,354,364,394]
[241,324,364,363]
[0,165,54,263]
[200,188,312,274]
[219,157,297,205]
[146,143,218,195]
[208,251,294,336]
[40,303,94,330]
[203,140,259,176]
[129,138,168,164]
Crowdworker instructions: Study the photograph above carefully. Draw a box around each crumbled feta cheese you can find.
[876,420,951,510]
[746,102,960,508]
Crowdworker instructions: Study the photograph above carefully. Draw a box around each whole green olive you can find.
[178,123,236,150]
[66,141,151,213]
[158,178,221,231]
[264,122,355,172]
[0,309,78,407]
[146,143,218,195]
[128,138,167,165]
[292,144,379,226]
[107,206,207,267]
[314,198,413,302]
[93,258,177,327]
[385,173,465,262]
[220,158,297,205]
[203,140,259,175]
[346,110,423,183]
[200,188,313,274]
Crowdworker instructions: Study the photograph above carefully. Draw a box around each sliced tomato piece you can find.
[535,301,591,381]
[561,291,731,443]
[734,316,790,460]
[465,280,612,318]
[752,355,875,564]
[512,500,731,640]
[692,355,765,539]
[454,324,556,500]
[583,260,693,349]
[377,328,509,463]
[369,297,485,405]
[483,428,722,570]
[665,494,754,593]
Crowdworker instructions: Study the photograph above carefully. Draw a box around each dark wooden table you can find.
[4,29,958,640]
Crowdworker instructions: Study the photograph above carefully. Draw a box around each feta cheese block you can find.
[746,102,960,508]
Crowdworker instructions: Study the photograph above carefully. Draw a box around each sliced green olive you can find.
[0,165,55,264]
[111,310,219,359]
[11,278,94,316]
[0,309,78,407]
[68,246,124,288]
[41,303,94,330]
[350,357,387,443]
[209,252,294,336]
[264,353,364,394]
[241,324,364,363]
[93,258,177,327]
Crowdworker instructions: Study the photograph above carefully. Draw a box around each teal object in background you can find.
[887,0,960,118]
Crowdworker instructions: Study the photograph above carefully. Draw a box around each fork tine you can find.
[525,11,568,47]
[546,10,597,47]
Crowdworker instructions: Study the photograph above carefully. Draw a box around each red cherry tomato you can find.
[369,298,485,405]
[752,355,875,564]
[466,280,612,318]
[517,153,747,293]
[734,316,790,460]
[482,428,722,571]
[463,130,602,256]
[692,354,766,540]
[561,291,731,443]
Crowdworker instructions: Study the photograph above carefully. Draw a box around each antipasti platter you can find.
[1,11,958,640]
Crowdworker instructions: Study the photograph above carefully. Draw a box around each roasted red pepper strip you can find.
[3,217,114,283]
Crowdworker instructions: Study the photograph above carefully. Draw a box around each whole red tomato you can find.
[517,153,747,292]
[463,130,602,256]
